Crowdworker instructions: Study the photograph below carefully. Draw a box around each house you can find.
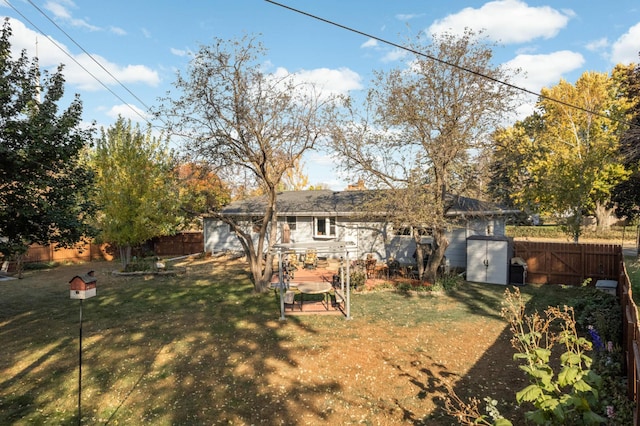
[203,189,519,270]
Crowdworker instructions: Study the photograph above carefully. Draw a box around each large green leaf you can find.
[558,366,580,386]
[572,379,593,393]
[516,384,543,403]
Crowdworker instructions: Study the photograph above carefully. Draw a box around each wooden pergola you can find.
[270,241,355,320]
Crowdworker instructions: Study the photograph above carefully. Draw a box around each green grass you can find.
[0,259,592,425]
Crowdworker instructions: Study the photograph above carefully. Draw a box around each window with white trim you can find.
[314,217,336,238]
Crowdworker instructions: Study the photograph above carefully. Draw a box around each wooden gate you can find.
[513,241,621,285]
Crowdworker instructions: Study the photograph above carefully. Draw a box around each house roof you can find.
[218,189,519,218]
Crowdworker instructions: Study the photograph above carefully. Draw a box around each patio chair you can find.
[387,258,401,278]
[283,252,299,280]
[303,249,318,269]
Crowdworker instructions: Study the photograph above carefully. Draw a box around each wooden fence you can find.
[150,232,203,256]
[9,232,203,269]
[514,241,621,285]
[22,242,114,264]
[619,260,640,425]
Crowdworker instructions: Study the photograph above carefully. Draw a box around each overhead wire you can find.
[2,0,153,126]
[24,0,158,124]
[265,0,639,130]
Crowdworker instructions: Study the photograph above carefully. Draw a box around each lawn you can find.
[0,256,595,425]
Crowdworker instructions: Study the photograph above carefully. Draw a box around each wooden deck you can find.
[271,266,345,315]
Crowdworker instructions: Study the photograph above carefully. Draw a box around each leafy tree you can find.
[489,113,545,211]
[92,117,180,268]
[176,162,231,229]
[611,61,640,222]
[330,29,519,283]
[493,71,632,241]
[0,20,95,275]
[156,35,333,292]
[279,158,309,191]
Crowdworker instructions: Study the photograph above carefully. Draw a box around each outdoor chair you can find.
[387,258,401,278]
[283,252,299,280]
[303,249,318,269]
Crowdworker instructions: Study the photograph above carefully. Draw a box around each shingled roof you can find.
[218,190,518,218]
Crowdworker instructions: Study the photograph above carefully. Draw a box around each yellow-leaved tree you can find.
[492,70,633,241]
[92,117,181,268]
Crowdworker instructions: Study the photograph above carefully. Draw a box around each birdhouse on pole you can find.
[69,271,97,300]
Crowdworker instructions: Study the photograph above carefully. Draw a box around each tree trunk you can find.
[119,245,132,269]
[413,231,426,282]
[594,200,614,233]
[424,227,448,284]
[15,252,24,279]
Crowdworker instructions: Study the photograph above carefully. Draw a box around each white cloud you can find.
[428,0,572,44]
[3,17,160,91]
[105,103,148,121]
[275,66,363,97]
[66,55,160,91]
[381,48,408,63]
[361,38,378,49]
[396,13,424,21]
[109,26,126,36]
[611,22,640,65]
[170,47,190,57]
[506,50,584,92]
[585,37,609,52]
[44,0,100,32]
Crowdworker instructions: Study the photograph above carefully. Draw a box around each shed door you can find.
[466,239,509,285]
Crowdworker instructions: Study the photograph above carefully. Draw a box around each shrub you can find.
[569,287,622,345]
[435,273,463,291]
[123,257,166,273]
[396,282,413,294]
[349,269,366,289]
[23,261,59,270]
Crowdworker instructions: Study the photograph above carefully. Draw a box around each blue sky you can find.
[2,0,639,190]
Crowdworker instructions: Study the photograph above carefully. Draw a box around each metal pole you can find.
[278,251,285,320]
[78,299,83,425]
[346,249,351,320]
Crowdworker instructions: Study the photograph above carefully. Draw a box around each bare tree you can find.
[156,35,333,292]
[330,29,520,283]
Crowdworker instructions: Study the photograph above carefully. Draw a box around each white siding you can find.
[204,215,508,270]
[204,219,243,253]
[444,227,468,269]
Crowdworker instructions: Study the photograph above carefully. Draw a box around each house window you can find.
[286,216,297,231]
[251,217,263,233]
[394,226,412,236]
[314,217,336,238]
[394,226,432,237]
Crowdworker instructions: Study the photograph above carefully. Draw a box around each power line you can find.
[24,0,158,123]
[2,0,152,126]
[265,0,639,129]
